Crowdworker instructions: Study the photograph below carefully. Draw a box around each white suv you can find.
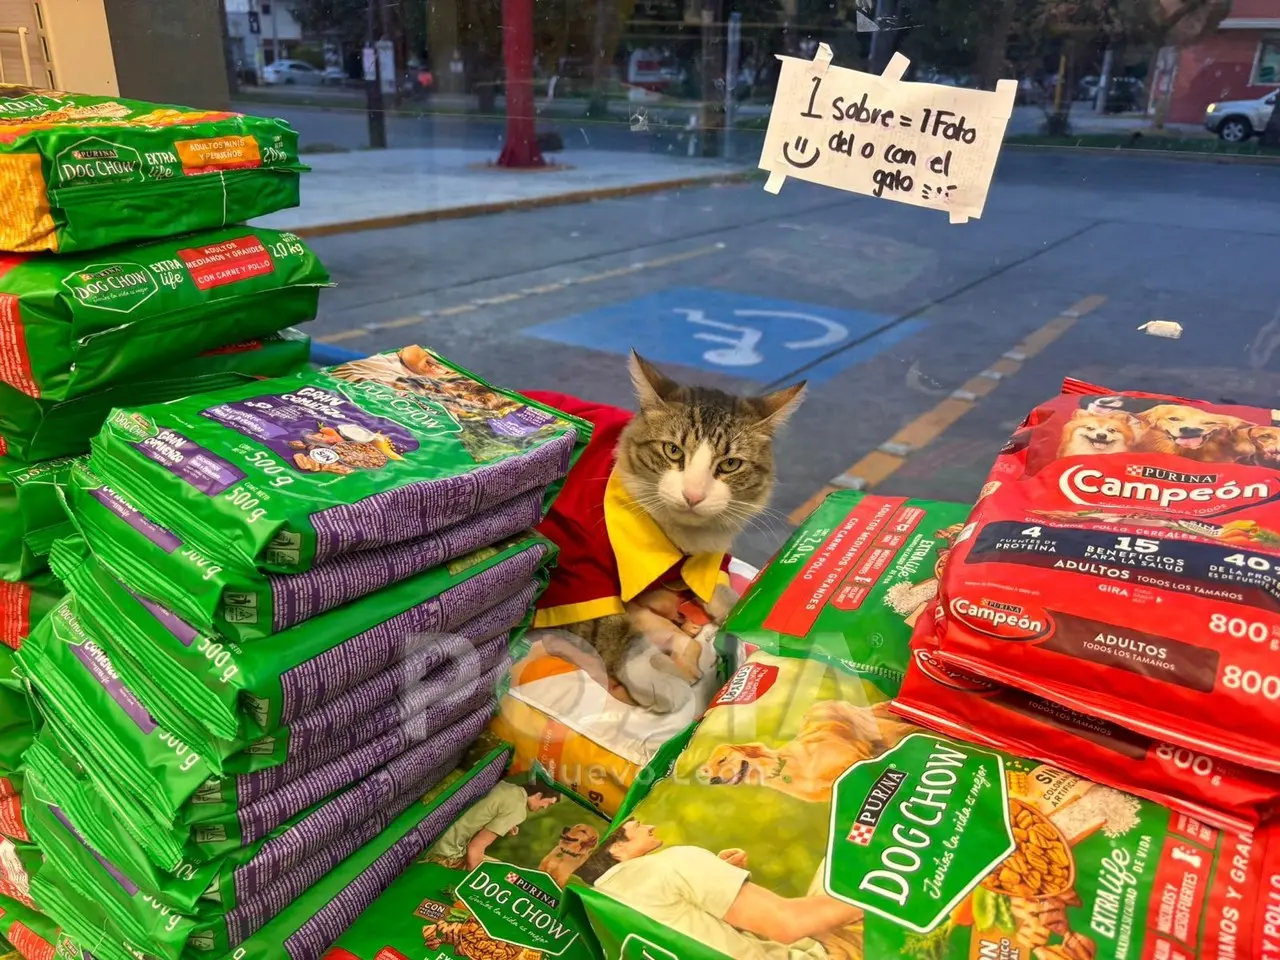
[1205,90,1277,142]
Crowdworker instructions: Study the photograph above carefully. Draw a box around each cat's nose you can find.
[683,490,706,507]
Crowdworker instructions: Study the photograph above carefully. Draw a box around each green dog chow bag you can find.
[24,716,486,920]
[16,587,521,858]
[23,741,506,960]
[0,226,326,408]
[721,490,969,698]
[20,599,505,851]
[0,329,311,463]
[0,576,63,652]
[81,346,589,581]
[29,747,512,960]
[66,465,549,645]
[0,85,304,254]
[326,768,606,960]
[0,893,60,960]
[52,531,553,744]
[0,456,77,582]
[565,640,1280,960]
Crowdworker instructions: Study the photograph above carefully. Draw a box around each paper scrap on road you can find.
[759,45,1017,223]
[1139,320,1184,339]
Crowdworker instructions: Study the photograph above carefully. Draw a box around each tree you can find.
[291,0,368,47]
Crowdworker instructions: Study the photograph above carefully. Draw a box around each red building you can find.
[1153,0,1280,122]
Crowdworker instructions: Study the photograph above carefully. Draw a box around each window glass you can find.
[1254,37,1280,84]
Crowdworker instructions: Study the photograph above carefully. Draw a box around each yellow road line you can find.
[316,243,726,345]
[314,328,369,344]
[787,294,1108,524]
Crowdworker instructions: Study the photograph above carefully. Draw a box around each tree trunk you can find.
[588,0,611,117]
[497,0,545,166]
[699,0,725,156]
[1094,45,1113,113]
[1147,45,1178,130]
[868,0,897,73]
[975,0,1017,90]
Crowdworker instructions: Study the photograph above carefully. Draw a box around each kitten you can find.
[544,351,805,713]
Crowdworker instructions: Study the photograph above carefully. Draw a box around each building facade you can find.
[1155,0,1280,122]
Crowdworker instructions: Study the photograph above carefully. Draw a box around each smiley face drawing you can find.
[782,134,821,168]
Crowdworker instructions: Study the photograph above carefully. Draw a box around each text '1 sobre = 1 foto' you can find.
[759,45,1017,224]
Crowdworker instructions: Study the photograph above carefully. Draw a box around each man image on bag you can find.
[424,781,560,870]
[575,819,863,960]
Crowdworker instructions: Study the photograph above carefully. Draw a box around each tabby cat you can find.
[549,352,805,713]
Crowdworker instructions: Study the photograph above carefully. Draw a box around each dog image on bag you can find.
[1230,424,1280,465]
[1056,410,1140,457]
[538,823,601,886]
[699,701,915,803]
[1133,404,1251,460]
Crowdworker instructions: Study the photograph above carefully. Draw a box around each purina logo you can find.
[846,767,907,845]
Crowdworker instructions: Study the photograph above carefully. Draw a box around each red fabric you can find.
[524,391,634,614]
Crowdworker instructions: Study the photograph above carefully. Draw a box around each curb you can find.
[1004,141,1280,166]
[290,169,755,239]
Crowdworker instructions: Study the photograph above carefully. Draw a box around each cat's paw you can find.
[706,583,741,623]
[617,643,694,714]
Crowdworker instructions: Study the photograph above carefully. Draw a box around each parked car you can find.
[1205,90,1277,142]
[1103,77,1145,114]
[321,65,347,85]
[262,60,323,85]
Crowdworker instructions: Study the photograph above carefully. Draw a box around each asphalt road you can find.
[302,150,1280,566]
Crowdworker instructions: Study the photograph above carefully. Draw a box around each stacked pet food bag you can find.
[0,83,329,956]
[551,388,1280,960]
[11,326,587,960]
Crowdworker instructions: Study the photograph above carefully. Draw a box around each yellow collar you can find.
[603,471,724,604]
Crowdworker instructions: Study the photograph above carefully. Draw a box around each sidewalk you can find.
[255,147,749,237]
[1005,104,1202,136]
[236,86,1190,135]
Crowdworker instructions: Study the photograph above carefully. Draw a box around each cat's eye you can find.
[719,457,743,474]
[662,442,683,461]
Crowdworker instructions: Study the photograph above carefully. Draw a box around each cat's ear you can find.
[752,381,807,433]
[629,351,681,409]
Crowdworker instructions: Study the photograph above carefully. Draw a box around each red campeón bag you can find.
[896,604,1280,833]
[934,378,1280,772]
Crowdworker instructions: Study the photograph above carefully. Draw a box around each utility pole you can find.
[1262,94,1280,147]
[366,0,387,148]
[269,0,279,62]
[381,0,396,103]
[698,0,724,157]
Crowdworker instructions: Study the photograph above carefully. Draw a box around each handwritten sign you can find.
[759,45,1017,224]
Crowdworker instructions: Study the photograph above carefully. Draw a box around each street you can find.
[303,149,1280,565]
